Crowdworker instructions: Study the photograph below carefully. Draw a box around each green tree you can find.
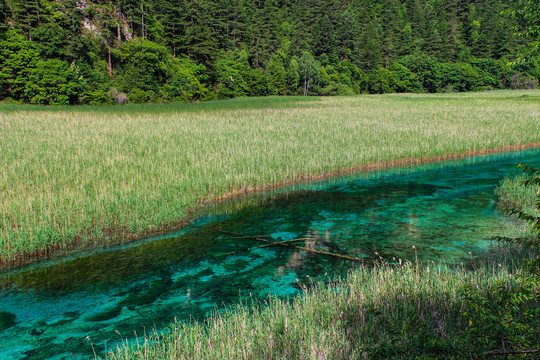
[244,68,271,97]
[314,15,338,63]
[31,22,68,59]
[367,67,395,94]
[398,24,414,57]
[399,55,443,93]
[439,62,483,92]
[214,49,250,98]
[267,52,287,95]
[0,30,40,100]
[179,0,219,65]
[298,51,320,96]
[23,59,84,104]
[165,56,208,102]
[335,10,360,62]
[0,0,10,34]
[389,62,421,93]
[286,57,300,94]
[118,38,172,94]
[506,0,540,62]
[359,21,384,69]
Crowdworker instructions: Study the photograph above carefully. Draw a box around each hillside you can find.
[0,0,539,104]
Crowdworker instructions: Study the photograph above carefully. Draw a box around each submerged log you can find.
[217,230,365,263]
[219,235,273,240]
[254,238,312,248]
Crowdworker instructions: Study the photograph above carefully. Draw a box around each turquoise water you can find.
[1,149,540,359]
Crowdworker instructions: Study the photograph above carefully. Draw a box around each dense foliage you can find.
[0,0,539,104]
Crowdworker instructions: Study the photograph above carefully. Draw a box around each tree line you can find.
[0,0,539,105]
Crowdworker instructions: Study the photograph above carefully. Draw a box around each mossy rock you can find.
[0,311,16,331]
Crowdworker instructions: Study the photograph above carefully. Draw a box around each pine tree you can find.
[314,15,338,63]
[246,0,279,68]
[335,10,360,62]
[359,21,384,70]
[179,0,219,66]
[10,0,42,39]
[0,0,9,34]
[154,0,185,57]
[267,51,287,95]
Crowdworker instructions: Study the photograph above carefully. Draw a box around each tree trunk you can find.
[108,45,112,77]
[141,1,144,39]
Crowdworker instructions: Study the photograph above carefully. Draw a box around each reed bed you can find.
[1,91,540,266]
[496,174,540,216]
[106,263,537,360]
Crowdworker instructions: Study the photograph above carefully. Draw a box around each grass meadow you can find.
[1,90,540,267]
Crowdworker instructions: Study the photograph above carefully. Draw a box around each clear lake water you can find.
[1,148,540,359]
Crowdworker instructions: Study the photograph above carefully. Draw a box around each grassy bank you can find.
[496,174,540,217]
[106,263,539,360]
[2,91,540,267]
[106,167,540,359]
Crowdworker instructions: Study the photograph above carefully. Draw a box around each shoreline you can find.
[2,142,540,272]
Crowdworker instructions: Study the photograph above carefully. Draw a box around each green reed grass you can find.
[106,263,535,360]
[1,90,540,265]
[496,173,540,215]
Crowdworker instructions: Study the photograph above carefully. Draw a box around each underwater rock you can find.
[88,307,122,322]
[30,327,45,336]
[89,278,171,322]
[0,311,16,331]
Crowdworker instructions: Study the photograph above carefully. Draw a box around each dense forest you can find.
[0,0,539,105]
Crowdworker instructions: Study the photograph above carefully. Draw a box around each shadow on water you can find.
[1,148,540,359]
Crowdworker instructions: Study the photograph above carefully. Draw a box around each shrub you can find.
[23,59,84,105]
[82,90,114,105]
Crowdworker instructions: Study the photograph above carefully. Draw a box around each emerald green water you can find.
[1,149,540,359]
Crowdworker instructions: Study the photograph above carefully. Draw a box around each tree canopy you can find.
[0,0,539,104]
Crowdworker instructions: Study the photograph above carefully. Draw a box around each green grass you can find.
[105,263,538,360]
[495,169,540,243]
[1,90,540,266]
[496,173,540,215]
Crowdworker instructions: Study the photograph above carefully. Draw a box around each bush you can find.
[118,39,173,94]
[439,63,484,92]
[82,90,114,105]
[0,30,40,101]
[319,82,355,96]
[244,68,271,97]
[215,50,251,99]
[108,88,128,105]
[389,62,422,93]
[128,89,157,104]
[23,59,84,105]
[398,55,443,93]
[367,67,395,94]
[458,278,539,357]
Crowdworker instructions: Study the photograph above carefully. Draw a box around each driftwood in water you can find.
[219,235,273,240]
[255,238,312,248]
[217,230,365,263]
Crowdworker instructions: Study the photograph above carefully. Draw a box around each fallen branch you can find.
[254,238,312,249]
[217,230,365,263]
[217,230,270,243]
[219,235,273,240]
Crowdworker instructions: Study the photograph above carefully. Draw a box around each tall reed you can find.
[1,91,540,266]
[107,263,536,360]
